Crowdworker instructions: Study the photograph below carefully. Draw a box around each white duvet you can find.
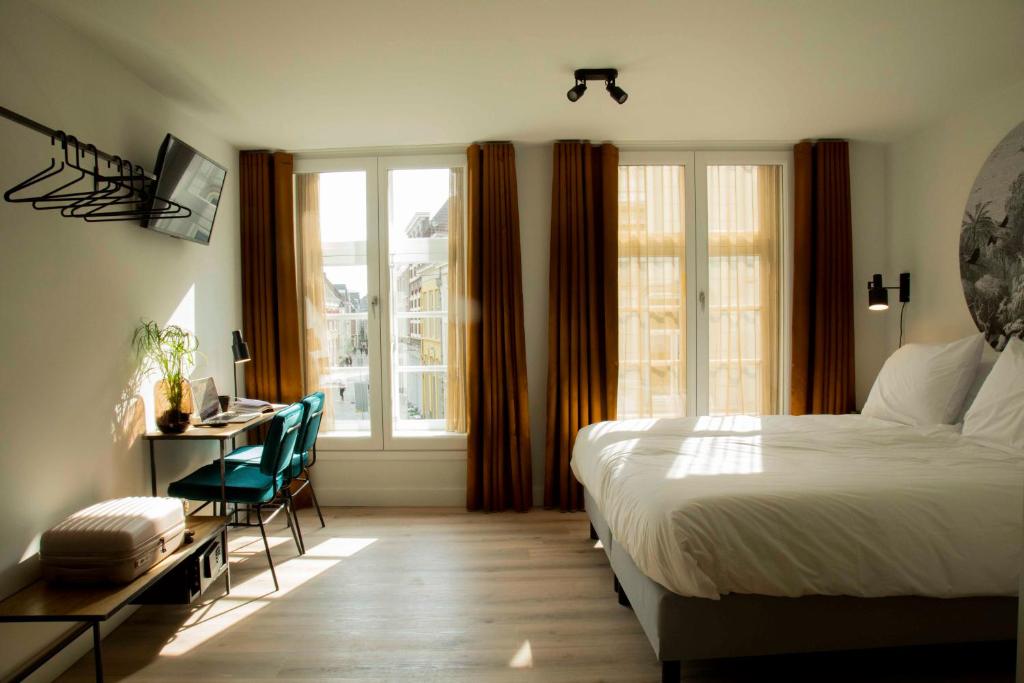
[571,414,1024,600]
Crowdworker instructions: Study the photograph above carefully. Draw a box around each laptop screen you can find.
[190,377,221,419]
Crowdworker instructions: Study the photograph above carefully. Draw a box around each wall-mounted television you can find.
[142,134,227,245]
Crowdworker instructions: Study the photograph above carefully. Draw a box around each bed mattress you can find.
[571,414,1024,600]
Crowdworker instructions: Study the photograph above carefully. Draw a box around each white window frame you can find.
[619,151,699,415]
[617,149,794,416]
[378,154,467,451]
[294,154,468,452]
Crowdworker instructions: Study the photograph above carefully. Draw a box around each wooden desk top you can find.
[0,516,227,622]
[143,405,284,441]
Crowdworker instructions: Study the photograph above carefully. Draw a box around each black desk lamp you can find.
[231,330,251,400]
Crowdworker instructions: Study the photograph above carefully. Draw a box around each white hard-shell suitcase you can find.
[41,497,187,584]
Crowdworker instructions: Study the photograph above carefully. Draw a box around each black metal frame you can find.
[290,404,327,531]
[567,68,628,103]
[0,104,191,223]
[0,521,230,683]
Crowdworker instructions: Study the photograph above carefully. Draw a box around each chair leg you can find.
[306,470,326,528]
[284,492,305,555]
[255,504,279,592]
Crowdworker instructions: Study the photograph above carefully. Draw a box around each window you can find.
[617,151,790,418]
[295,156,466,449]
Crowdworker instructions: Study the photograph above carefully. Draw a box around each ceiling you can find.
[39,0,1024,150]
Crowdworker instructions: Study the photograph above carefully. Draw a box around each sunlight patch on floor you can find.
[508,640,533,668]
[159,537,376,656]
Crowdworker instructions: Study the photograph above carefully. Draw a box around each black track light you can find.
[567,82,587,102]
[567,68,628,105]
[606,80,628,104]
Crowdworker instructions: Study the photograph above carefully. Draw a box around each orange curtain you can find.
[239,150,303,404]
[790,140,855,415]
[544,141,619,511]
[465,143,533,512]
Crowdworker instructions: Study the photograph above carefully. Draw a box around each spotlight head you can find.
[606,81,628,104]
[867,274,889,311]
[567,82,587,102]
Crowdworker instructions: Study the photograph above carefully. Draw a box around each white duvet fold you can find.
[571,414,1023,600]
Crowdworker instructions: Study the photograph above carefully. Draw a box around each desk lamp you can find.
[231,330,251,400]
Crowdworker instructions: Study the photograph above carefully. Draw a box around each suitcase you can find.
[41,497,187,584]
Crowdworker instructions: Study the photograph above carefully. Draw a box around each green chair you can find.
[169,403,304,591]
[226,391,327,554]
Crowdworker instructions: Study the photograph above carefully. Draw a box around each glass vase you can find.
[154,379,193,434]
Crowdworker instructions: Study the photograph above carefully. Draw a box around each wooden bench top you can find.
[0,516,227,622]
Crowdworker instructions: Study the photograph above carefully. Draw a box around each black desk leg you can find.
[92,622,104,682]
[222,526,231,595]
[149,441,157,496]
[219,440,227,517]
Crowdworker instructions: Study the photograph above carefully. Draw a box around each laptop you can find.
[191,377,261,426]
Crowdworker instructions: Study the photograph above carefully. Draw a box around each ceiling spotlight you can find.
[567,68,628,105]
[566,82,587,102]
[606,81,628,104]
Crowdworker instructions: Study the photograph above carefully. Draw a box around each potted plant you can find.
[132,320,199,434]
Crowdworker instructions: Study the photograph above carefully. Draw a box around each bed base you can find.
[583,489,1017,682]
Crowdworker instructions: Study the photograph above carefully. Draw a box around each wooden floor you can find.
[56,508,1014,682]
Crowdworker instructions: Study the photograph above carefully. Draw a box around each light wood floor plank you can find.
[55,508,1012,682]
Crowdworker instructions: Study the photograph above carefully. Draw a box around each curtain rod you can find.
[0,104,157,179]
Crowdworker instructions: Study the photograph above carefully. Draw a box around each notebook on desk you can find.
[191,377,261,426]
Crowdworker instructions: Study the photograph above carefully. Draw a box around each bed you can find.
[571,414,1021,682]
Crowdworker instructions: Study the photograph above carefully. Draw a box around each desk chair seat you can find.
[168,462,283,505]
[226,445,309,478]
[167,403,304,591]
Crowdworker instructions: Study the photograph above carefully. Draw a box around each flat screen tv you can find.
[142,134,227,245]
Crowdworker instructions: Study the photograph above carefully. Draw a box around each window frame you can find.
[617,149,793,417]
[294,153,468,452]
[619,151,699,416]
[377,154,467,451]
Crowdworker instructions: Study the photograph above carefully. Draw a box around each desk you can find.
[0,516,229,682]
[143,406,283,514]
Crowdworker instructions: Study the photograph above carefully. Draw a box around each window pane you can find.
[387,168,463,435]
[617,165,687,419]
[318,171,373,433]
[706,165,781,416]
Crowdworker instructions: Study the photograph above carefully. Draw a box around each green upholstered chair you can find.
[226,391,327,554]
[169,402,304,591]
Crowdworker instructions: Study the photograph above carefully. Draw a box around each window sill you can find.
[313,449,466,462]
[316,431,467,453]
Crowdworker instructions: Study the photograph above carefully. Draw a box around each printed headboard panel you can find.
[960,120,1024,350]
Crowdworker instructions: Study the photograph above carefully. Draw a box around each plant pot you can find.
[155,379,193,434]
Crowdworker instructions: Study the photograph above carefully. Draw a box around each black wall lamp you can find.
[567,68,628,104]
[868,272,911,346]
[867,272,910,311]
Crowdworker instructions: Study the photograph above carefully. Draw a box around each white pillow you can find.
[862,333,984,426]
[962,337,1024,449]
[956,354,997,422]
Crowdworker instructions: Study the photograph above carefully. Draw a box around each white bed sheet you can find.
[571,414,1024,600]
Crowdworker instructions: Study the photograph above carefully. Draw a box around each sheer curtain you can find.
[617,165,687,418]
[706,165,781,415]
[446,167,468,433]
[295,173,334,424]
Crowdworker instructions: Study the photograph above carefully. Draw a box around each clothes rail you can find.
[0,105,155,179]
[1,103,191,222]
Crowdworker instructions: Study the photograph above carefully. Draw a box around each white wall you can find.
[0,3,240,679]
[850,142,890,406]
[887,79,1024,347]
[515,144,553,504]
